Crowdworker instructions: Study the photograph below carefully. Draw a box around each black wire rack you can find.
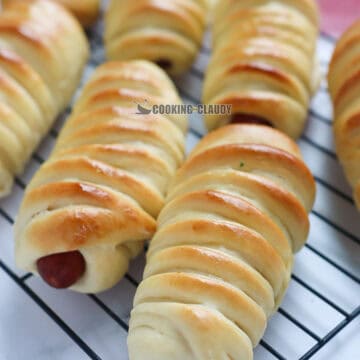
[0,23,359,360]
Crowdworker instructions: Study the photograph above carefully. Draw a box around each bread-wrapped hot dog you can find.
[203,0,319,138]
[14,60,188,293]
[104,0,208,75]
[0,0,88,197]
[328,20,360,209]
[128,124,316,359]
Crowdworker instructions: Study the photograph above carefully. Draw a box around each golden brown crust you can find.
[328,20,360,209]
[55,0,100,26]
[28,157,165,217]
[128,124,315,359]
[203,0,319,138]
[144,245,275,316]
[147,218,288,298]
[0,0,88,197]
[167,170,311,255]
[189,124,302,158]
[104,0,208,75]
[214,0,319,26]
[171,144,314,212]
[15,60,188,293]
[19,182,156,252]
[157,190,292,265]
[3,0,100,27]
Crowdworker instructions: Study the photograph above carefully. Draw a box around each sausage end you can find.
[37,251,86,289]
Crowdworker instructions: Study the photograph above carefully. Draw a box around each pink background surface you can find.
[318,0,360,38]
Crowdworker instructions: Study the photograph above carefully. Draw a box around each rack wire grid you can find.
[0,12,359,360]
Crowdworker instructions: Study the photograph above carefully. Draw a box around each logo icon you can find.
[135,100,152,115]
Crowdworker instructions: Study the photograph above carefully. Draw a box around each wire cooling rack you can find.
[0,10,359,360]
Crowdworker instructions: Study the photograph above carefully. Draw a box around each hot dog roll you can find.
[328,20,360,209]
[0,0,88,197]
[104,0,208,75]
[203,0,319,138]
[14,60,188,293]
[128,124,315,359]
[3,0,100,27]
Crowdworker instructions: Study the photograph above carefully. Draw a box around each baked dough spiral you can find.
[328,20,360,209]
[128,124,315,359]
[104,0,208,76]
[0,0,88,197]
[203,0,319,138]
[3,0,100,27]
[14,60,188,293]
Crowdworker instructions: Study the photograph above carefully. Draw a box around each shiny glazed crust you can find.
[104,0,208,75]
[55,0,100,26]
[14,60,188,293]
[328,20,360,209]
[0,0,88,197]
[203,0,319,138]
[128,124,315,359]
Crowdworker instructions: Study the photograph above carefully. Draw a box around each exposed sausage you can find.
[155,59,172,71]
[231,113,273,127]
[37,251,86,289]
